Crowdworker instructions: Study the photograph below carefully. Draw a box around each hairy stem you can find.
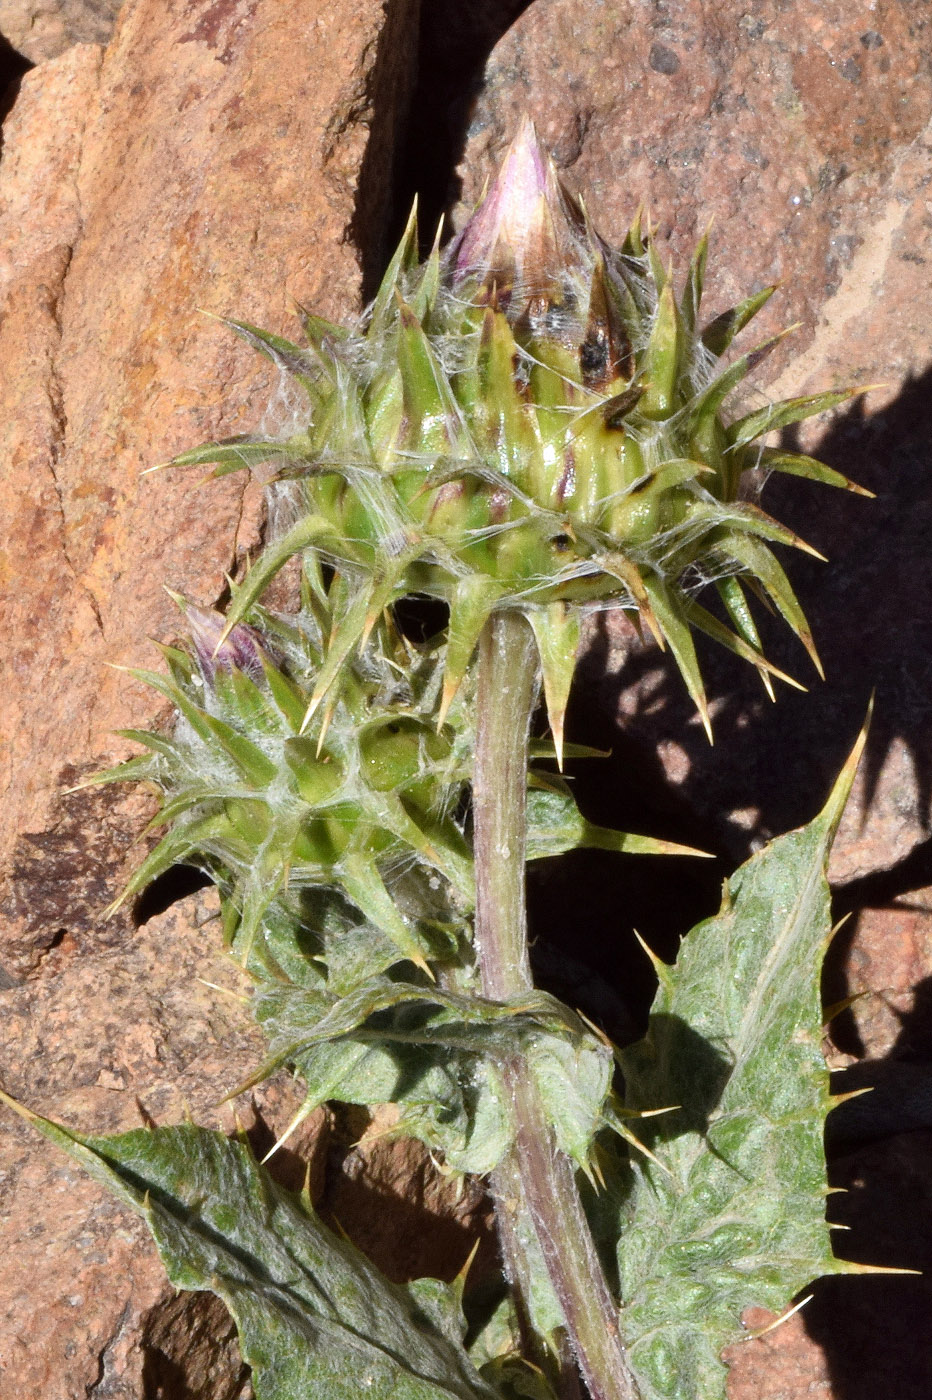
[473,610,639,1400]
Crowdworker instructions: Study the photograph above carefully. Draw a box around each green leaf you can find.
[615,731,865,1400]
[123,666,215,744]
[687,329,794,454]
[162,435,311,477]
[339,851,433,975]
[440,576,507,726]
[7,1114,499,1400]
[74,754,158,788]
[248,976,610,1176]
[368,203,419,344]
[679,598,804,693]
[680,228,709,336]
[640,575,712,741]
[716,531,823,677]
[106,812,230,913]
[251,979,513,1174]
[221,316,333,394]
[640,281,682,419]
[114,727,185,760]
[527,1034,611,1172]
[199,711,278,787]
[397,300,468,456]
[220,515,341,643]
[526,790,708,861]
[304,581,378,727]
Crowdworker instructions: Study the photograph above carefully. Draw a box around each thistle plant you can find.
[4,121,885,1400]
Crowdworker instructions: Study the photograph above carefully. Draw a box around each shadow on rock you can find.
[807,975,932,1399]
[363,0,536,293]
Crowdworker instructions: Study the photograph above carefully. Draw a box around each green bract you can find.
[168,117,867,754]
[94,590,475,978]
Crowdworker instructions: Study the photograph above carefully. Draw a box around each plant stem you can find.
[473,610,639,1400]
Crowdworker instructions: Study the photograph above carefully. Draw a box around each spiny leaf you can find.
[615,730,866,1400]
[1,1113,500,1400]
[121,666,215,745]
[596,555,664,648]
[718,530,823,677]
[105,812,229,914]
[261,659,308,732]
[220,316,333,392]
[114,727,185,760]
[197,711,278,787]
[303,581,377,730]
[640,281,681,419]
[156,436,307,476]
[715,576,775,700]
[689,328,796,446]
[72,754,158,788]
[142,788,229,833]
[681,226,710,335]
[339,850,433,976]
[218,515,340,647]
[440,576,507,727]
[368,202,419,343]
[679,598,804,692]
[397,298,468,455]
[257,978,593,1063]
[641,575,712,741]
[365,790,475,903]
[526,790,710,862]
[718,501,825,559]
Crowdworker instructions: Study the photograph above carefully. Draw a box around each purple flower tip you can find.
[183,602,265,682]
[451,116,582,301]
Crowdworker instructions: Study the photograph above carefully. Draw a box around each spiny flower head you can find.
[167,117,870,756]
[92,590,475,980]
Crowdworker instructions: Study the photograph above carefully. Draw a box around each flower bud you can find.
[450,114,583,312]
[184,602,265,682]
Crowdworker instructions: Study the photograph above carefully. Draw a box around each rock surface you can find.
[0,0,417,976]
[0,0,120,63]
[0,890,273,1397]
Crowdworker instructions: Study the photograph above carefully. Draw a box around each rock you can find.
[723,1304,832,1400]
[0,888,321,1396]
[458,0,931,387]
[0,884,493,1393]
[0,0,416,979]
[0,0,121,64]
[321,1104,496,1286]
